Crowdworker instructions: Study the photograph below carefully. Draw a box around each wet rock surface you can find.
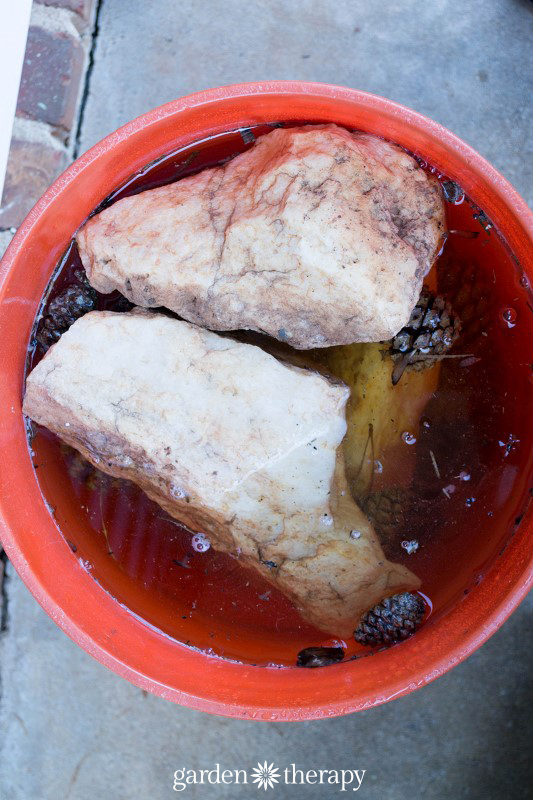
[77,125,445,349]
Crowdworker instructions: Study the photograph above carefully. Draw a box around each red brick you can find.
[35,0,96,21]
[0,134,68,229]
[16,24,85,130]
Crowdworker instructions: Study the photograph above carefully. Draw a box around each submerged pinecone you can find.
[363,488,410,556]
[390,288,460,385]
[438,260,492,345]
[354,592,426,647]
[37,272,97,350]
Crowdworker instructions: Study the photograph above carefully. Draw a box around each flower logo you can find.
[251,761,280,790]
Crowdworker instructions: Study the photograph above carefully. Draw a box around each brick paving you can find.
[0,0,99,237]
[36,0,95,21]
[0,117,68,229]
[17,12,87,130]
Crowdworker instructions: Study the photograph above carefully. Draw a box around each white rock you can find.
[77,125,445,349]
[24,310,418,634]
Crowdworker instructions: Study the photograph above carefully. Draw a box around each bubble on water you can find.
[170,484,187,499]
[465,497,476,508]
[501,307,517,328]
[457,470,471,481]
[321,513,334,527]
[350,530,361,540]
[373,459,383,474]
[322,638,347,650]
[519,275,529,288]
[402,431,417,445]
[420,416,432,429]
[401,539,419,555]
[191,532,211,552]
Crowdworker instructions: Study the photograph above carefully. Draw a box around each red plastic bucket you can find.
[0,83,531,720]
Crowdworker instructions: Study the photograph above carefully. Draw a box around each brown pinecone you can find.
[37,278,97,349]
[363,488,410,555]
[438,260,492,346]
[390,288,460,384]
[354,592,426,647]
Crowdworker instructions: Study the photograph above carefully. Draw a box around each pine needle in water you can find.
[429,450,441,479]
[99,491,113,556]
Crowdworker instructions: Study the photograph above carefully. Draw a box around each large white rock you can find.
[77,125,445,349]
[24,310,418,635]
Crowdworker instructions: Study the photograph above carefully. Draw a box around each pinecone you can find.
[390,288,460,385]
[37,276,97,349]
[296,646,344,668]
[438,260,492,346]
[363,488,410,555]
[354,592,426,647]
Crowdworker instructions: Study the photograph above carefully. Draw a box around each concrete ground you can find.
[1,0,532,798]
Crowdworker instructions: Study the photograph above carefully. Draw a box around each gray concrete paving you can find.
[79,0,533,208]
[1,0,532,798]
[0,230,14,259]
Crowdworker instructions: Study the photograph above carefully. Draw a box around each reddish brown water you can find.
[26,124,533,667]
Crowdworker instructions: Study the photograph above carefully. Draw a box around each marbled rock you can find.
[77,125,446,349]
[23,310,418,634]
